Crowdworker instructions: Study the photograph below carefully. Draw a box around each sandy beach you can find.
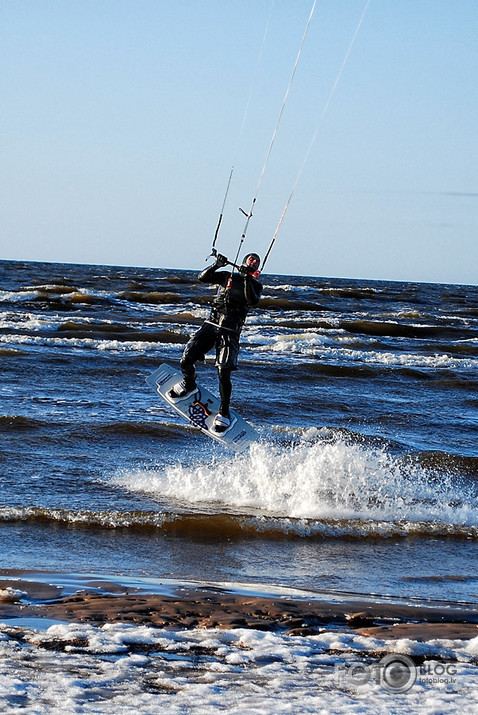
[2,574,478,643]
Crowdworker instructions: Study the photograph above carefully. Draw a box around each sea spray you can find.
[111,431,477,533]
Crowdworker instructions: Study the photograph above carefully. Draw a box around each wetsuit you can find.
[180,261,263,416]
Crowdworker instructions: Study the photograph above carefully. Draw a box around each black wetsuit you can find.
[180,262,263,416]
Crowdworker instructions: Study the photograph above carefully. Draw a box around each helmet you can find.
[242,253,261,271]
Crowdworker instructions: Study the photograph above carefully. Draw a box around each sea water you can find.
[0,259,477,711]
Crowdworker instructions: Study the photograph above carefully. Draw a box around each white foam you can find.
[112,433,478,535]
[253,332,478,369]
[236,325,478,370]
[0,621,475,713]
[0,311,59,331]
[0,333,174,354]
[265,284,311,293]
[0,289,39,303]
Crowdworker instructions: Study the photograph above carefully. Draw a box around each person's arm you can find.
[198,254,230,285]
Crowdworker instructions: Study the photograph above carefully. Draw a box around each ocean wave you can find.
[25,283,77,294]
[318,286,381,299]
[263,284,310,293]
[0,415,48,431]
[0,333,177,353]
[255,334,478,370]
[252,331,478,370]
[118,291,182,305]
[98,421,189,440]
[0,287,104,306]
[56,321,187,344]
[158,274,197,285]
[258,297,328,311]
[433,341,478,357]
[0,311,58,332]
[409,451,478,477]
[340,319,477,341]
[109,432,478,537]
[0,416,192,443]
[0,309,195,344]
[340,348,477,370]
[1,506,476,540]
[262,318,340,330]
[295,360,478,386]
[300,362,418,380]
[0,289,42,303]
[154,310,205,325]
[0,347,25,357]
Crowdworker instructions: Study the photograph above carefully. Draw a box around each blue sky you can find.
[1,0,477,284]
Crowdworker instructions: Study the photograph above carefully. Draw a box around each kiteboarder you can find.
[169,252,263,432]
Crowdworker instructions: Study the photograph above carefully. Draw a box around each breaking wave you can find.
[1,431,477,539]
[253,331,478,370]
[1,506,476,539]
[104,432,478,539]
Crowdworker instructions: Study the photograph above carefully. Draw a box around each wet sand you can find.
[1,575,478,641]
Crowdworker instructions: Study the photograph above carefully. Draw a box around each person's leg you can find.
[215,330,239,423]
[170,324,216,396]
[217,367,232,417]
[179,350,197,390]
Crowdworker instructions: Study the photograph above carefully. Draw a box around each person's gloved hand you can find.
[215,253,229,268]
[239,264,249,276]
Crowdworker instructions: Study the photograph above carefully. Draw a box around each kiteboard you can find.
[146,363,258,453]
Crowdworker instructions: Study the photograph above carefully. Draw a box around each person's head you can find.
[242,253,261,277]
